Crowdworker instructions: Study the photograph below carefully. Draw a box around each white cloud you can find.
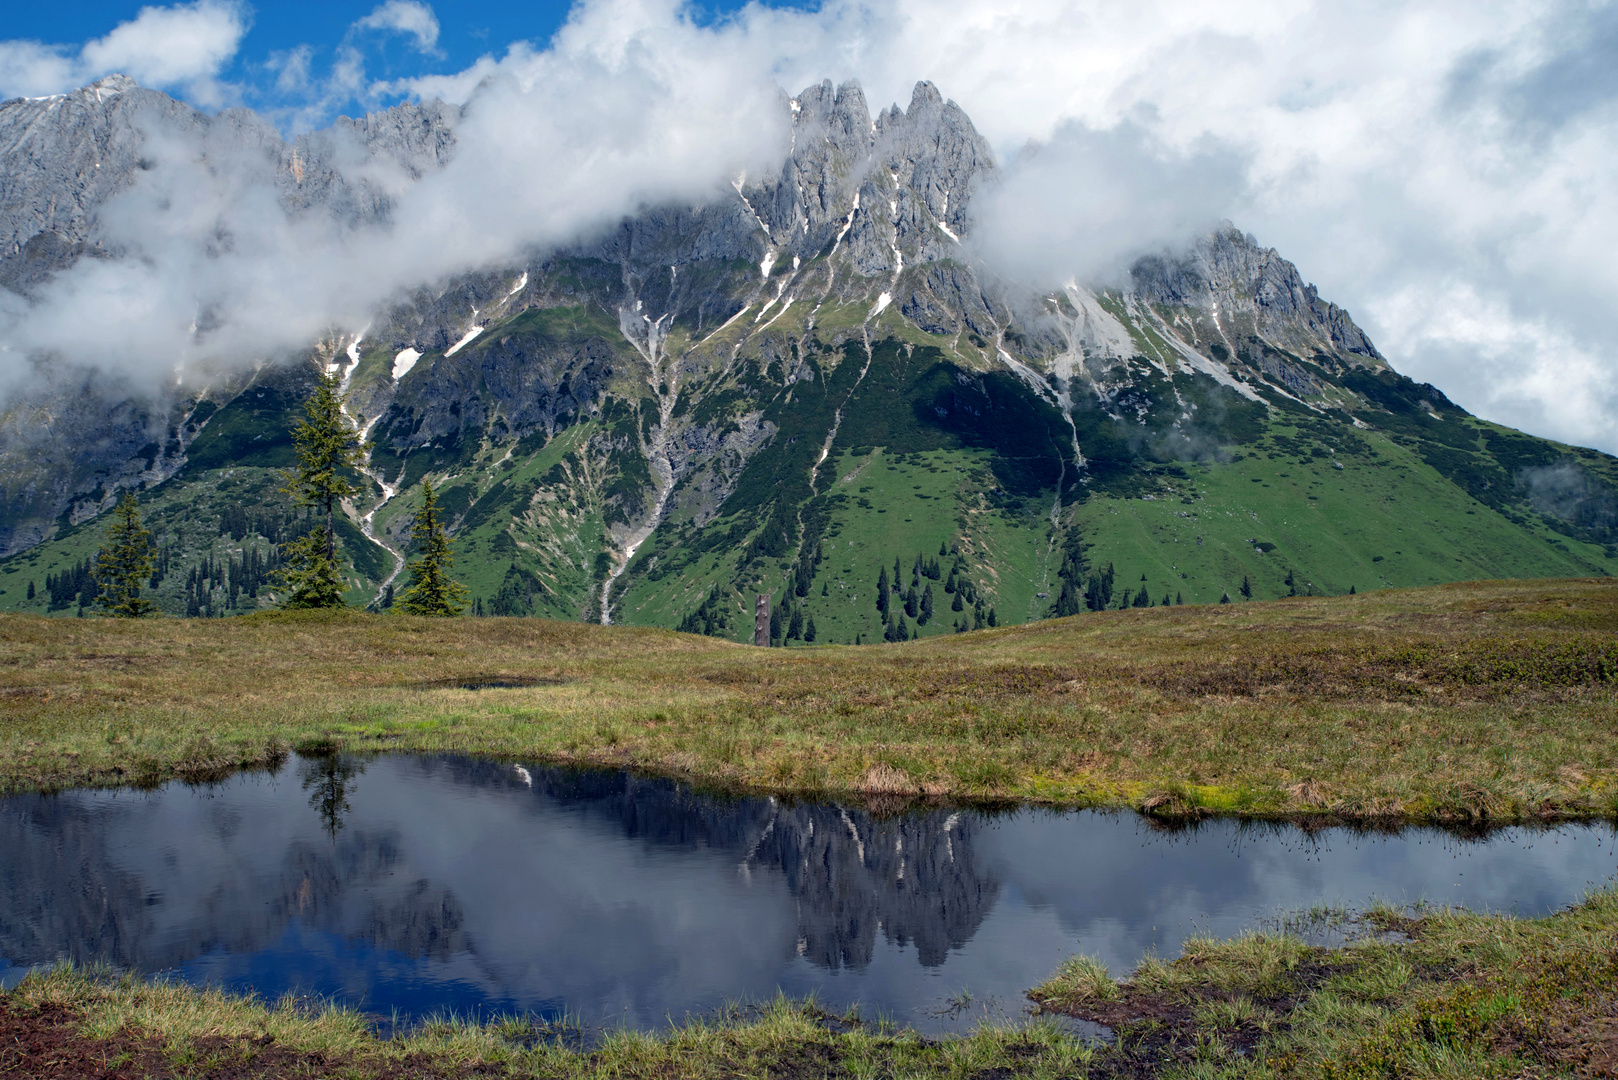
[0,0,248,100]
[354,1,442,56]
[0,0,789,394]
[0,41,77,99]
[970,121,1249,289]
[5,0,1618,455]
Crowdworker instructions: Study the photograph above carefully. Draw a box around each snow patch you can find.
[392,348,421,380]
[699,304,750,343]
[506,272,528,297]
[870,292,892,318]
[830,192,859,253]
[760,250,777,279]
[936,219,960,242]
[338,331,366,386]
[759,296,795,331]
[444,326,484,357]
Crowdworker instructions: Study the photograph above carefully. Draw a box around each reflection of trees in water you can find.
[299,755,366,839]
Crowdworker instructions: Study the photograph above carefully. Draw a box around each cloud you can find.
[970,121,1248,288]
[0,0,248,100]
[0,0,789,394]
[5,0,1618,456]
[354,1,443,56]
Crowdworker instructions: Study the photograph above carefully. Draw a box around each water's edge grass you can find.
[3,579,1616,825]
[6,884,1617,1078]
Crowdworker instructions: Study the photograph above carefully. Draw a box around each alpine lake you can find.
[2,753,1613,1039]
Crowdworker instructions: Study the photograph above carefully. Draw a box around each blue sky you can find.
[0,0,780,123]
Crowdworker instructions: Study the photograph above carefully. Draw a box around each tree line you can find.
[80,368,467,619]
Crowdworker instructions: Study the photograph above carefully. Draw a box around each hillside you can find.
[0,78,1614,629]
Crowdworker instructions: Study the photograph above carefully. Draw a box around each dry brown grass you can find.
[2,578,1615,821]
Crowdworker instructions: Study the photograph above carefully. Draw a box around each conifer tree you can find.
[92,493,156,618]
[804,616,816,643]
[1240,575,1252,599]
[279,369,366,608]
[397,479,468,616]
[877,566,890,615]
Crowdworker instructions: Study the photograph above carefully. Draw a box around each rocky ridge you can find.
[1,74,1613,626]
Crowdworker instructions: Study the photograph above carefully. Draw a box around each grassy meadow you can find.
[4,577,1617,1078]
[1,576,1615,822]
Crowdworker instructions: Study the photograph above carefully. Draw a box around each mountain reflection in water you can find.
[1,754,1614,1033]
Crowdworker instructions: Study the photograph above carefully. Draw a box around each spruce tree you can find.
[877,566,890,615]
[397,479,468,616]
[804,616,816,643]
[279,370,366,608]
[1240,575,1252,599]
[92,493,156,618]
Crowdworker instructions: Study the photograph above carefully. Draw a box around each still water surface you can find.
[2,754,1614,1033]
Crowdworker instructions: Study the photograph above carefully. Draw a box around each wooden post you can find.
[754,593,771,647]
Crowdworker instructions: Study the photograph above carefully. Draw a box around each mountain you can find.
[0,77,1613,636]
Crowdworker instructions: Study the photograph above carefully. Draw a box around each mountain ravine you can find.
[0,76,1614,637]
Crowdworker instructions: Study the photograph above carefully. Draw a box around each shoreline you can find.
[5,884,1616,1077]
[2,579,1615,825]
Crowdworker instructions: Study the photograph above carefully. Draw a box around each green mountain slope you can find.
[2,85,1614,629]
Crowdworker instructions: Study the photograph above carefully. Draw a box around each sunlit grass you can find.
[1,578,1615,822]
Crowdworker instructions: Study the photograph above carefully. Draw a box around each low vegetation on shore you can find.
[6,883,1617,1078]
[1,577,1614,822]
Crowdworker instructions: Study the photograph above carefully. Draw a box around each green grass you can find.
[10,883,1618,1077]
[617,446,1055,641]
[1029,885,1618,1078]
[1,579,1614,823]
[1074,425,1611,607]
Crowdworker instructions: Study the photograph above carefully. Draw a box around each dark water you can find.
[2,754,1614,1034]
